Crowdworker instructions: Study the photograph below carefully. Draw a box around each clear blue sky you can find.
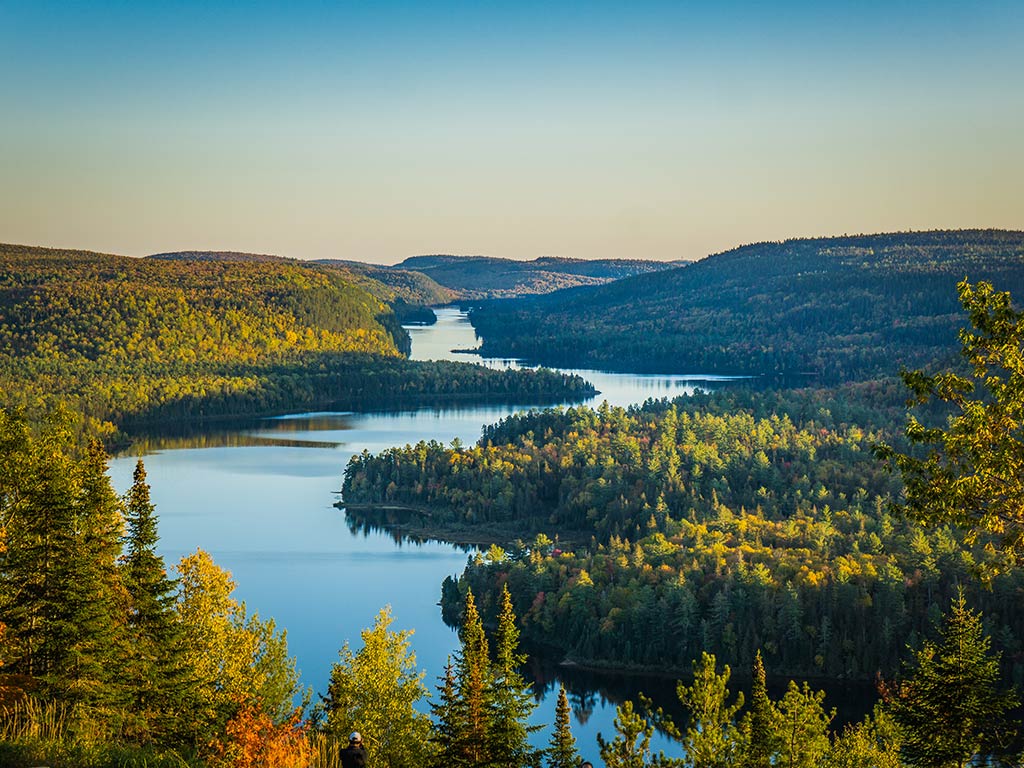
[2,0,1022,262]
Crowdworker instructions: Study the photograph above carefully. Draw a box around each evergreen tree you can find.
[455,588,492,765]
[546,685,579,768]
[882,590,1018,767]
[776,681,832,768]
[877,279,1024,576]
[63,439,128,710]
[0,413,127,713]
[490,584,542,768]
[596,699,657,768]
[430,659,470,768]
[0,414,87,697]
[676,652,744,768]
[121,460,193,743]
[740,650,780,768]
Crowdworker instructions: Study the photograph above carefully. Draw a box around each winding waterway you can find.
[109,308,868,757]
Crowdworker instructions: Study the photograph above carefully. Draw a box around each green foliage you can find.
[596,699,657,768]
[0,244,592,437]
[674,653,744,768]
[361,387,1024,680]
[882,590,1018,767]
[432,587,545,768]
[878,279,1024,576]
[776,681,833,768]
[546,685,579,768]
[0,411,125,707]
[740,651,780,768]
[120,460,195,743]
[823,705,902,768]
[321,606,433,768]
[470,230,1024,383]
[175,548,305,741]
[490,585,542,768]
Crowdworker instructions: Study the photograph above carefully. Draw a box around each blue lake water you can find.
[106,308,806,759]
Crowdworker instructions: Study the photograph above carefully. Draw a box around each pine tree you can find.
[430,659,470,768]
[882,590,1018,767]
[676,652,744,768]
[121,460,193,743]
[0,415,85,695]
[596,699,656,768]
[490,584,542,768]
[741,650,780,768]
[547,685,579,768]
[62,439,129,709]
[0,414,124,711]
[455,588,493,765]
[776,681,832,768]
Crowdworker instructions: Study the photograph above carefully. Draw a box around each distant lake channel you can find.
[109,307,873,757]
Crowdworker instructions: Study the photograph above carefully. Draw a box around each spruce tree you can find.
[883,590,1018,767]
[490,584,542,768]
[0,415,84,695]
[121,460,192,743]
[455,588,492,765]
[0,413,124,712]
[741,650,780,768]
[62,439,129,710]
[547,684,579,768]
[430,659,470,768]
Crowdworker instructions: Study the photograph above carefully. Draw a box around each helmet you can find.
[349,731,362,743]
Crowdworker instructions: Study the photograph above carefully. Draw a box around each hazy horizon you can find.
[2,0,1022,264]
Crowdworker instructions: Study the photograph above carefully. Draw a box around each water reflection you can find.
[108,306,868,754]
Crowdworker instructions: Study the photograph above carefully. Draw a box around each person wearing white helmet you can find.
[340,731,367,767]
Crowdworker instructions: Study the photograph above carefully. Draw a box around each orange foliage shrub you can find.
[211,699,311,768]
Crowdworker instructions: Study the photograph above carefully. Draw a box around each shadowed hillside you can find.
[469,230,1024,383]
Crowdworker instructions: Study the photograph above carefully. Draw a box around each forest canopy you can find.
[469,230,1024,383]
[0,244,593,438]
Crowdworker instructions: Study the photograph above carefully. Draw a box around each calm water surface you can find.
[109,309,843,757]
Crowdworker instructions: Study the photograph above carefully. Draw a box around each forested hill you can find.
[469,229,1024,383]
[150,250,458,309]
[390,254,679,298]
[0,244,593,435]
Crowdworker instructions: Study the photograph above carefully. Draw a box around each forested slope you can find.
[342,386,1024,682]
[151,250,458,309]
[391,254,678,299]
[470,230,1024,382]
[0,244,592,435]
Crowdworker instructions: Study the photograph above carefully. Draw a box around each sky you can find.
[1,0,1022,264]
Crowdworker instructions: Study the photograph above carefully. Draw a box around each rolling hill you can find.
[390,254,680,298]
[468,230,1024,383]
[0,244,592,435]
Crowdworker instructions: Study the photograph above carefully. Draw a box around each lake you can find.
[109,308,866,758]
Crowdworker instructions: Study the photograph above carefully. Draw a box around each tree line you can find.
[0,245,592,441]
[469,230,1024,384]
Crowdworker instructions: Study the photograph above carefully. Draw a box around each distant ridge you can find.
[390,253,679,299]
[149,250,290,263]
[147,250,456,307]
[147,250,680,301]
[469,229,1024,384]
